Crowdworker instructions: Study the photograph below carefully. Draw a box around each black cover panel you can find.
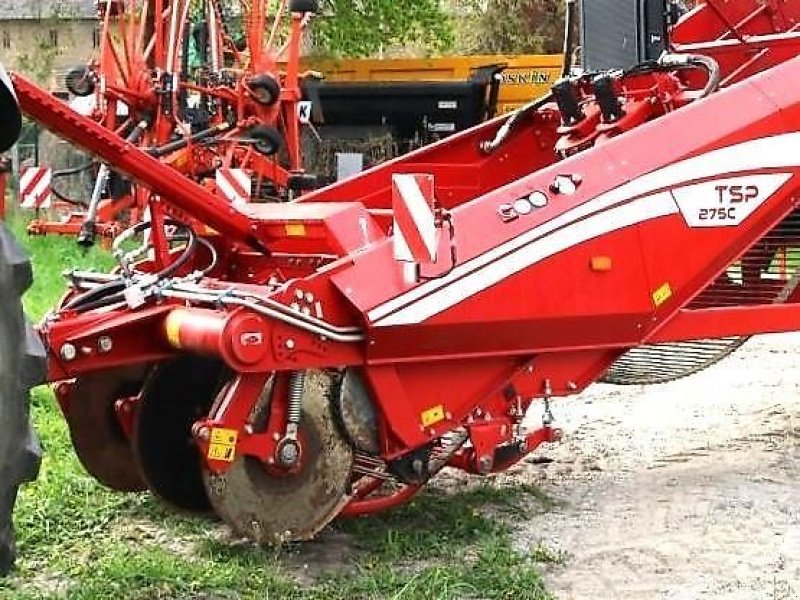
[581,0,668,71]
[306,80,489,140]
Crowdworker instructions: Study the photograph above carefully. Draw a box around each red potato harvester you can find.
[8,0,800,543]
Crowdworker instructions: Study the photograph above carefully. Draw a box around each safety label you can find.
[208,428,238,462]
[421,404,445,427]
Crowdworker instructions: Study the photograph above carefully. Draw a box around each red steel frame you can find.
[12,0,800,515]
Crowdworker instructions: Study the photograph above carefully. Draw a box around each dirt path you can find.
[509,333,800,599]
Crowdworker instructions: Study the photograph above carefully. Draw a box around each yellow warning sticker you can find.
[210,428,238,445]
[421,405,445,427]
[285,223,307,237]
[207,443,236,462]
[652,283,673,307]
[208,428,238,462]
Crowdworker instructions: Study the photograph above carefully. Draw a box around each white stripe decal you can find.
[375,192,678,327]
[216,169,251,206]
[393,225,413,263]
[368,132,800,325]
[20,168,52,209]
[19,169,36,191]
[394,174,437,260]
[30,172,51,199]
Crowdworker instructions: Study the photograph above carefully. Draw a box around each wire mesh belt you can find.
[603,211,800,384]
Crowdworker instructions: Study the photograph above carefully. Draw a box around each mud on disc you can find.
[203,370,354,543]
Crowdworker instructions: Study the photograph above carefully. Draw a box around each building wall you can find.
[0,18,98,90]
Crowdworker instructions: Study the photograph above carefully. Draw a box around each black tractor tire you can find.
[0,224,45,576]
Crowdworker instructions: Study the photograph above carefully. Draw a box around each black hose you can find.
[68,293,128,313]
[63,278,126,310]
[158,233,198,279]
[147,122,229,157]
[194,236,219,277]
[67,220,200,312]
[52,161,94,178]
[114,220,199,280]
[479,92,554,154]
[50,160,97,205]
[51,184,86,206]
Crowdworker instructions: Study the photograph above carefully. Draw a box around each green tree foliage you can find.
[459,0,566,55]
[312,0,454,57]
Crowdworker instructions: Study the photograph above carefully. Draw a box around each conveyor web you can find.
[603,211,800,384]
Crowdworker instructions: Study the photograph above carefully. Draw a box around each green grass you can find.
[0,214,556,599]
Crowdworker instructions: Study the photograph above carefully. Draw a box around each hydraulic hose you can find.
[66,220,199,312]
[658,53,721,98]
[50,160,97,206]
[53,160,94,178]
[113,219,198,280]
[63,277,126,311]
[479,93,553,154]
[481,0,577,154]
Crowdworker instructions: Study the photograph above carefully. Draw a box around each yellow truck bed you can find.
[303,54,564,114]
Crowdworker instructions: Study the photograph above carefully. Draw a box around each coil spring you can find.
[287,371,305,425]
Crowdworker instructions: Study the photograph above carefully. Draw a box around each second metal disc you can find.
[133,356,228,513]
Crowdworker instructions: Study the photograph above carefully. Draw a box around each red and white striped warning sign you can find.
[216,168,251,206]
[19,166,52,209]
[392,173,438,264]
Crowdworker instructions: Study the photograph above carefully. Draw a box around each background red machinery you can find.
[8,0,800,543]
[26,0,316,247]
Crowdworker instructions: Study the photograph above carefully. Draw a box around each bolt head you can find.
[285,339,296,350]
[97,336,113,353]
[60,343,77,361]
[280,445,298,464]
[277,440,301,466]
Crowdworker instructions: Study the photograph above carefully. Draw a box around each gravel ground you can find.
[510,333,800,600]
